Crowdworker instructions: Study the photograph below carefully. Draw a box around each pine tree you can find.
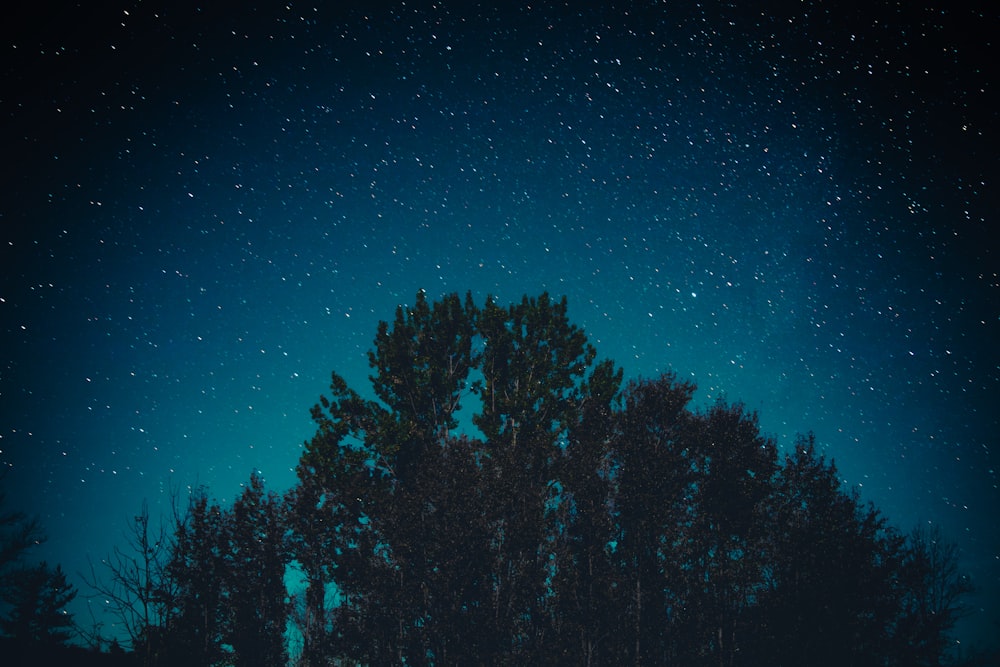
[0,561,77,648]
[0,479,44,580]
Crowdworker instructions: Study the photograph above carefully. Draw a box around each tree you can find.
[473,293,599,661]
[0,475,45,595]
[0,561,77,648]
[548,358,623,665]
[164,488,229,666]
[611,374,698,665]
[150,291,976,665]
[293,368,397,664]
[289,291,610,664]
[681,400,778,665]
[223,471,290,667]
[1,476,80,656]
[83,500,174,666]
[284,472,344,667]
[891,524,974,666]
[745,434,906,666]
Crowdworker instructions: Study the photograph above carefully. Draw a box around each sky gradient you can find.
[2,1,996,650]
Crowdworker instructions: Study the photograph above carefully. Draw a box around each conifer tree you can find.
[0,479,44,580]
[0,561,77,648]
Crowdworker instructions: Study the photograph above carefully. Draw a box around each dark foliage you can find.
[0,561,77,648]
[1,478,84,658]
[0,635,138,667]
[161,488,228,665]
[284,292,973,666]
[224,472,291,667]
[0,478,44,578]
[78,292,976,666]
[154,473,290,667]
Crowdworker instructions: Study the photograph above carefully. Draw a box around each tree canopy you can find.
[72,291,980,666]
[1,475,101,664]
[284,291,972,666]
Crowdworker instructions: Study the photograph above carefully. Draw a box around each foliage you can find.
[150,473,290,667]
[1,475,81,657]
[0,478,45,579]
[163,488,229,666]
[80,291,976,666]
[224,471,291,667]
[0,561,77,647]
[283,291,974,665]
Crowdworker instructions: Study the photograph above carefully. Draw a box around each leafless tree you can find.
[83,499,176,666]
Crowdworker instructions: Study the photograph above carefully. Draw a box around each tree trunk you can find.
[635,576,641,666]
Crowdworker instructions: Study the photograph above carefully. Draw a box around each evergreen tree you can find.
[1,479,80,656]
[0,561,77,648]
[0,478,44,582]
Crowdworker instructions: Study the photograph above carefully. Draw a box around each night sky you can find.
[2,0,996,650]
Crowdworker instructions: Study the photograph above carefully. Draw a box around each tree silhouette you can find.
[0,478,44,580]
[283,472,342,666]
[891,524,974,666]
[0,561,77,648]
[122,291,977,666]
[611,374,698,664]
[744,434,907,666]
[83,500,174,666]
[684,400,778,665]
[1,476,83,659]
[281,291,979,665]
[223,471,290,667]
[548,358,622,665]
[164,489,228,666]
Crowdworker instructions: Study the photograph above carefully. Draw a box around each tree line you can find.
[1,292,989,665]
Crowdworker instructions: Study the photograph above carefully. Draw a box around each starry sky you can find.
[2,0,996,650]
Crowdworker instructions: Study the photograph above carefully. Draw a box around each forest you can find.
[0,292,989,666]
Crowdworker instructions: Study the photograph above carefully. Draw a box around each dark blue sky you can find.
[2,0,996,649]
